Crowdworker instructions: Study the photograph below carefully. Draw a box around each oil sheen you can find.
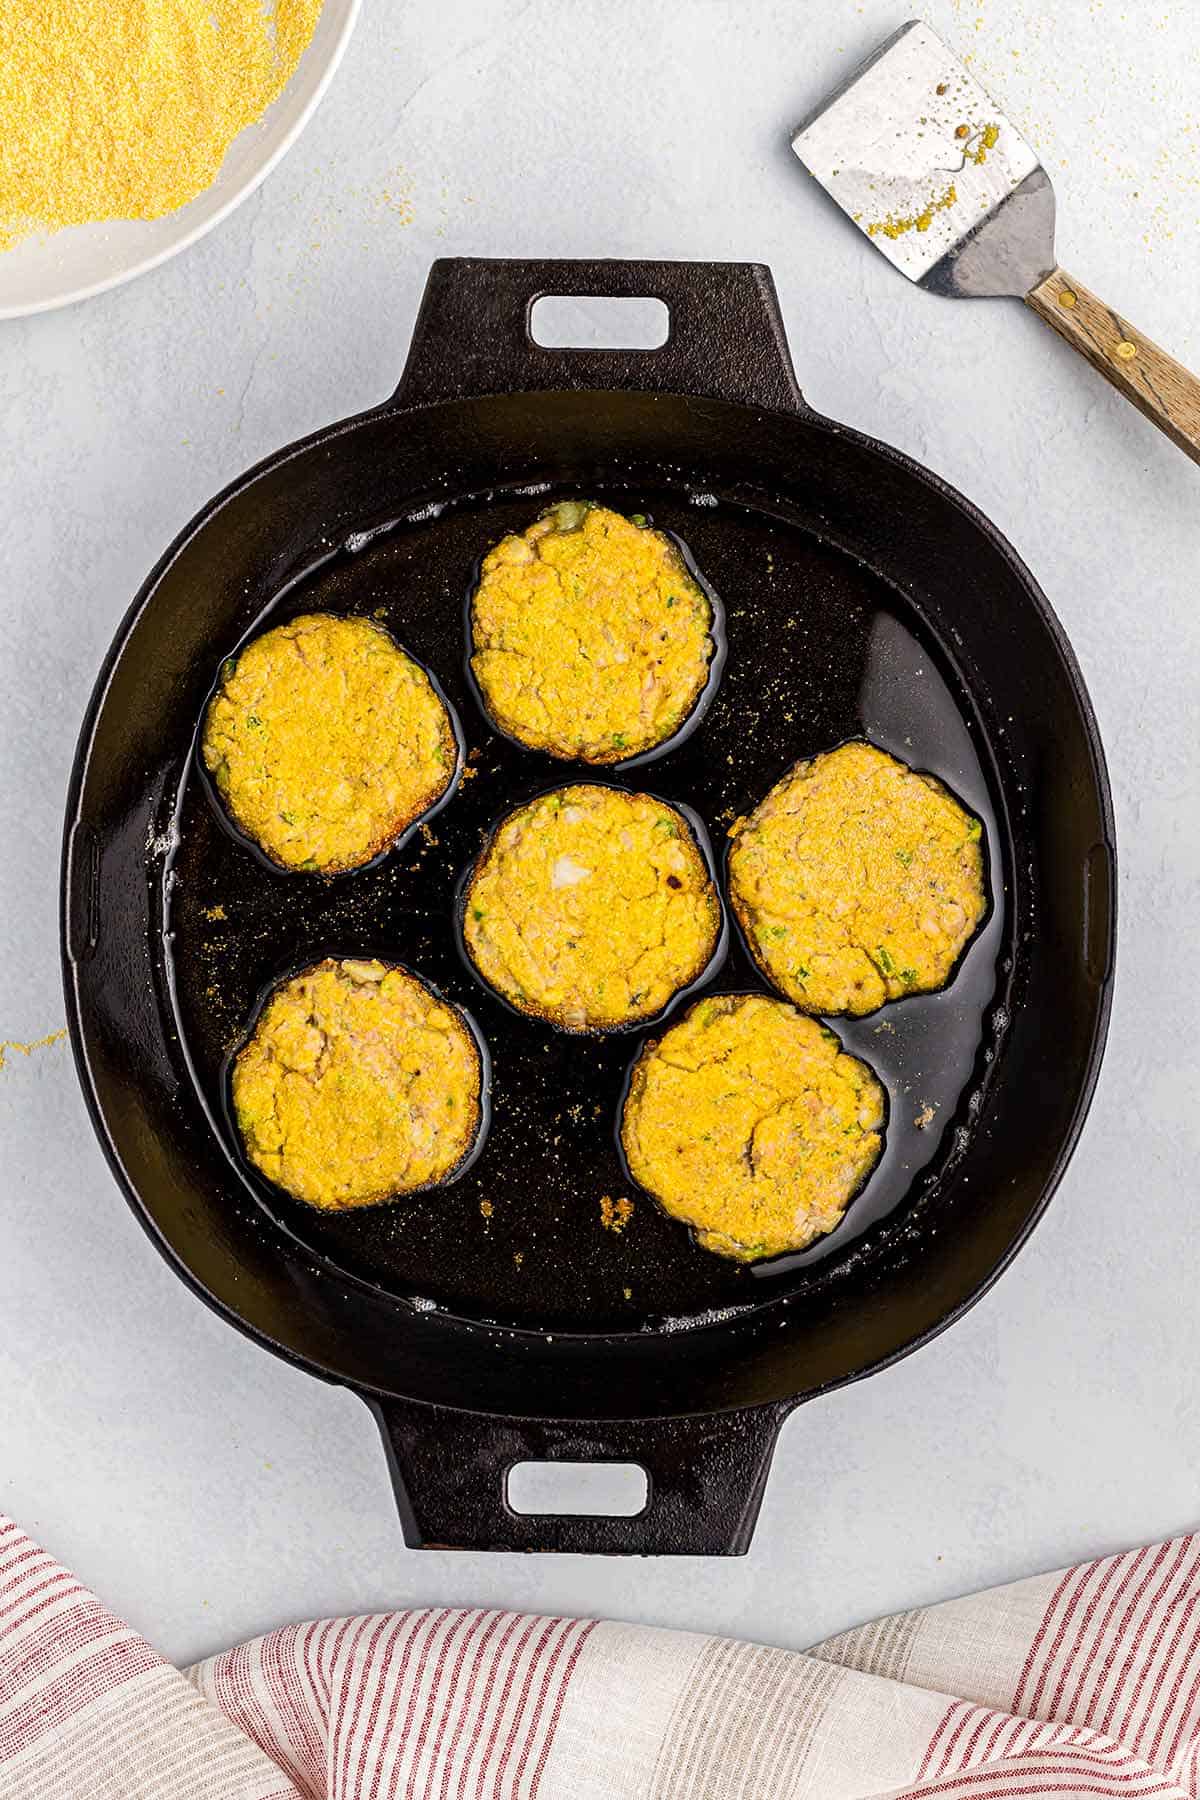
[166,490,1010,1334]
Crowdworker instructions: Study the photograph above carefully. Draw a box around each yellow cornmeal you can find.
[867,182,958,240]
[470,502,716,763]
[232,959,482,1209]
[202,613,456,875]
[728,741,986,1018]
[0,0,323,250]
[621,993,885,1262]
[0,1028,67,1072]
[463,785,720,1032]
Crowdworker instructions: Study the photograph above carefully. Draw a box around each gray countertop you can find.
[2,0,1198,1669]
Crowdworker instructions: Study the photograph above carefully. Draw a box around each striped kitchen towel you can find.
[2,1513,1199,1797]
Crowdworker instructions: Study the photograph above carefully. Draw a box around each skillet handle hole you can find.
[528,294,670,351]
[506,1459,649,1518]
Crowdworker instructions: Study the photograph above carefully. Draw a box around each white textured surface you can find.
[1,0,1198,1668]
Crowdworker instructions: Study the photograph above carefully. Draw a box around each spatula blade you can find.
[792,21,1055,298]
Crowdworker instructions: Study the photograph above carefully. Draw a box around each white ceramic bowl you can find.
[0,0,360,321]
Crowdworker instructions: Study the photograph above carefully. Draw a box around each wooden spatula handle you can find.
[1026,267,1200,465]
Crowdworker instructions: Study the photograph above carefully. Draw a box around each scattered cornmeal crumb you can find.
[914,1103,937,1129]
[202,904,227,922]
[479,1198,494,1219]
[867,182,958,239]
[0,0,324,250]
[380,186,415,226]
[600,1194,634,1234]
[967,123,1000,164]
[623,1287,633,1300]
[0,1028,67,1072]
[513,1251,524,1268]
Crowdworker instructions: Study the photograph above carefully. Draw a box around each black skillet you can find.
[62,259,1115,1555]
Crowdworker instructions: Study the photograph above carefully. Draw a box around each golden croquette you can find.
[462,784,721,1032]
[728,741,986,1017]
[231,958,483,1209]
[621,992,885,1262]
[469,501,716,763]
[202,613,456,874]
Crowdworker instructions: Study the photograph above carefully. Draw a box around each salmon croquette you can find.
[728,741,987,1017]
[462,785,721,1032]
[202,613,457,874]
[232,958,483,1209]
[621,992,885,1262]
[469,501,717,762]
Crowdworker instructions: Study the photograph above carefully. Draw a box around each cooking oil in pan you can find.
[164,489,1012,1335]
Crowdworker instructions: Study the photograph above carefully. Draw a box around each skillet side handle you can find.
[390,258,806,414]
[367,1397,792,1555]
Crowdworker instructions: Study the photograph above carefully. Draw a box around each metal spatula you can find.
[792,20,1200,465]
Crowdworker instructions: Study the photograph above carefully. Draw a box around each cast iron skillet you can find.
[62,259,1115,1555]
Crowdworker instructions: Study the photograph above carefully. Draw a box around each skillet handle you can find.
[368,1396,792,1555]
[391,258,806,413]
